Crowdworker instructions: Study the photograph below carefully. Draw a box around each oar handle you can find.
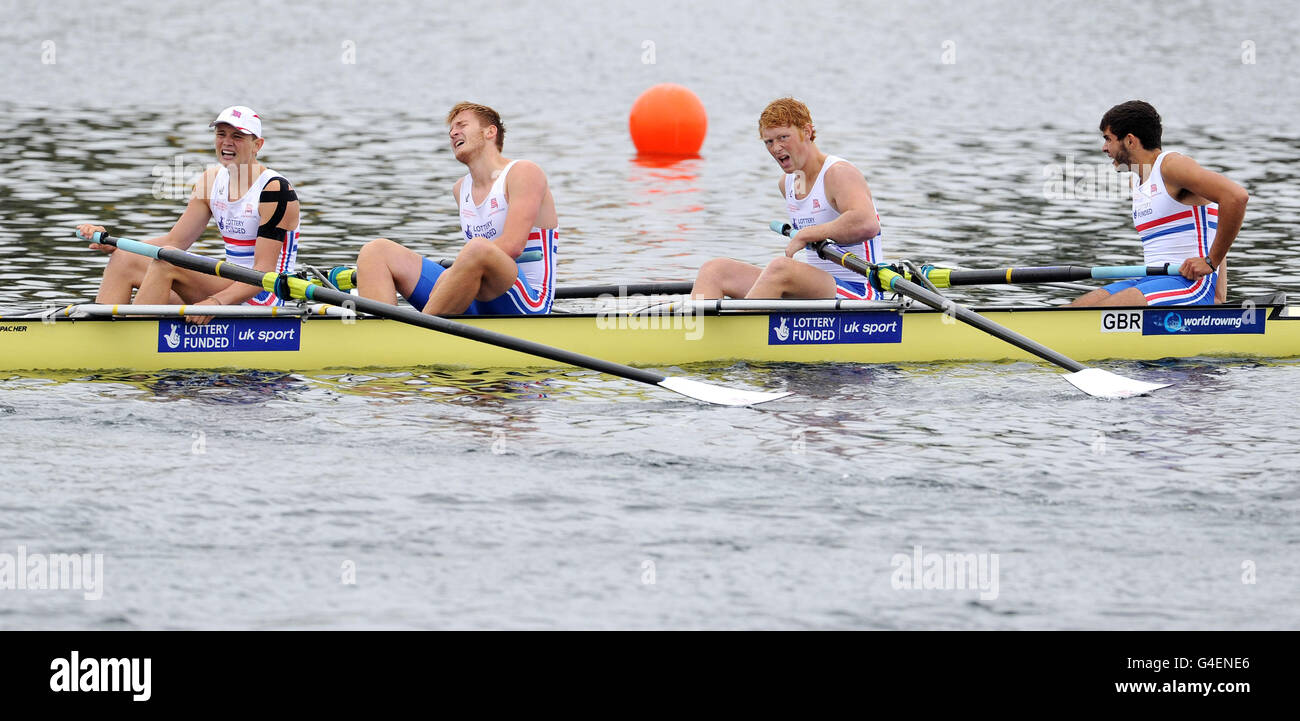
[87,231,325,300]
[91,231,157,258]
[770,221,883,283]
[927,263,1180,287]
[439,250,543,268]
[1091,264,1178,279]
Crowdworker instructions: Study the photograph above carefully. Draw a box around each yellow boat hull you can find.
[3,304,1298,372]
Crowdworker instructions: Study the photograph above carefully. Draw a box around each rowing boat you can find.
[2,295,1294,373]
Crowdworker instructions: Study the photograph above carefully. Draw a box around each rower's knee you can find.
[695,258,728,282]
[762,257,802,285]
[1096,288,1147,307]
[105,246,146,274]
[146,255,184,280]
[358,237,400,264]
[456,237,503,267]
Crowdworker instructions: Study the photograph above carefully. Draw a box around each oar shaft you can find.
[555,281,695,299]
[928,264,1177,287]
[99,235,668,385]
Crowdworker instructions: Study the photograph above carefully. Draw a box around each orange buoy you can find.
[629,84,707,157]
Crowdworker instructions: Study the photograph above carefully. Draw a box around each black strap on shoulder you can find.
[258,177,297,241]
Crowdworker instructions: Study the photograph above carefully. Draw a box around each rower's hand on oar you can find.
[784,229,810,258]
[77,224,113,253]
[1178,256,1216,280]
[186,296,218,325]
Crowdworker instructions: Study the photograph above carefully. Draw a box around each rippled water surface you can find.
[1,0,1299,629]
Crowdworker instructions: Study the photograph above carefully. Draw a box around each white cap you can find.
[209,105,262,138]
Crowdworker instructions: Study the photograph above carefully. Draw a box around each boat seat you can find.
[1239,291,1286,307]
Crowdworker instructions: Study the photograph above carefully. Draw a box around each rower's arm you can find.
[161,167,219,248]
[209,178,300,305]
[496,161,548,258]
[791,163,881,247]
[84,168,215,252]
[1161,153,1248,272]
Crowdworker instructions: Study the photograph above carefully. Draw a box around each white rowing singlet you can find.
[786,155,883,282]
[208,166,300,306]
[1131,151,1217,266]
[458,160,558,300]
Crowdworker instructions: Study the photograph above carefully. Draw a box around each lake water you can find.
[1,0,1298,629]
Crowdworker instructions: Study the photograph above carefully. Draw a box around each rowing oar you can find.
[769,222,1169,399]
[325,266,694,300]
[87,232,791,407]
[922,263,1180,288]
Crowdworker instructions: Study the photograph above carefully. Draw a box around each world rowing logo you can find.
[163,323,181,349]
[1162,312,1184,333]
[774,317,790,341]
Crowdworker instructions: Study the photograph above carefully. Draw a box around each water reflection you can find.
[36,370,313,405]
[311,368,560,403]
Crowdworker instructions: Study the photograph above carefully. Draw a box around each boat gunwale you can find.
[1,299,1293,323]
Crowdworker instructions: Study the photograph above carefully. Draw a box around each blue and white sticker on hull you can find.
[157,318,302,352]
[1142,308,1264,335]
[768,311,903,345]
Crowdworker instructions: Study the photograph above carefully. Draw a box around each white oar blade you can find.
[1064,367,1170,399]
[657,377,792,406]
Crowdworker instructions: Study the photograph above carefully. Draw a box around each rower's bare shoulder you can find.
[825,160,867,184]
[824,161,871,200]
[1159,151,1197,174]
[261,176,295,192]
[191,165,222,200]
[504,161,549,204]
[508,159,548,184]
[1158,152,1207,196]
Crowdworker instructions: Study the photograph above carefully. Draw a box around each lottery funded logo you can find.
[157,318,302,352]
[465,220,498,239]
[768,311,902,345]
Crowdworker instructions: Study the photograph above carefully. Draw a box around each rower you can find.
[77,106,301,323]
[691,97,885,300]
[1069,101,1248,307]
[353,102,558,315]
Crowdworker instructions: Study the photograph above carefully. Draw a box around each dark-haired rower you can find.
[1070,100,1247,306]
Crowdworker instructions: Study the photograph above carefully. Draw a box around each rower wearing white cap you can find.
[77,105,301,322]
